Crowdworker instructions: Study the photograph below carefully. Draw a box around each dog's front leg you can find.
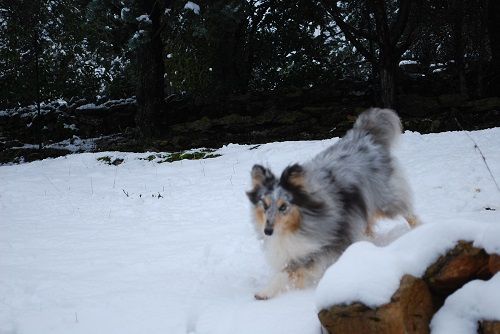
[254,267,308,300]
[254,271,291,300]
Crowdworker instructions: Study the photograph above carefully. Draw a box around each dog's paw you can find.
[254,292,270,300]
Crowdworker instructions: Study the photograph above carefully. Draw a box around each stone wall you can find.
[1,87,499,163]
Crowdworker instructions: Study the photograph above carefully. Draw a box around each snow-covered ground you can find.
[1,128,500,334]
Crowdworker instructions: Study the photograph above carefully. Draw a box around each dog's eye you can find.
[260,200,269,210]
[279,204,288,212]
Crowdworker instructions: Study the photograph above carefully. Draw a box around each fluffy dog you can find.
[246,108,418,300]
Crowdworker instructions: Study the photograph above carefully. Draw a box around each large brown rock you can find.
[489,254,500,274]
[424,241,491,295]
[318,275,433,334]
[480,321,500,334]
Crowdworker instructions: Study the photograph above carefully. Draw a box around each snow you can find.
[184,1,200,15]
[431,273,500,334]
[9,136,97,153]
[74,98,136,112]
[313,26,321,38]
[63,123,78,130]
[136,15,152,24]
[1,128,500,334]
[76,103,101,111]
[47,136,97,152]
[399,59,419,66]
[120,7,130,20]
[0,99,68,118]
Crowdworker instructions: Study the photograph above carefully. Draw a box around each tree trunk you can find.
[452,0,467,96]
[487,0,500,94]
[135,0,165,139]
[33,0,43,150]
[475,0,488,98]
[379,63,396,108]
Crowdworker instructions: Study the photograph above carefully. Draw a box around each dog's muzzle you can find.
[264,227,274,236]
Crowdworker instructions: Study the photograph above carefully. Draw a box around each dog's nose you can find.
[264,227,273,236]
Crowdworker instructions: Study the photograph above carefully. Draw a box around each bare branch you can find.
[368,0,391,48]
[390,0,412,45]
[321,0,377,63]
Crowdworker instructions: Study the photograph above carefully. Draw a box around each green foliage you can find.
[150,149,221,163]
[0,0,98,106]
[97,155,112,164]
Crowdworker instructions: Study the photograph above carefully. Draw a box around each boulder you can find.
[318,241,500,334]
[318,275,433,334]
[480,321,500,334]
[489,255,500,274]
[462,97,500,113]
[424,241,491,295]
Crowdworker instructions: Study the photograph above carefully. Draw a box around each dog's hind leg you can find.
[404,214,420,228]
[365,210,387,237]
[365,217,375,237]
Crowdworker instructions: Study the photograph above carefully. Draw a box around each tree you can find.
[451,0,466,96]
[0,0,97,146]
[133,0,168,139]
[321,0,419,107]
[487,0,500,93]
[89,0,170,139]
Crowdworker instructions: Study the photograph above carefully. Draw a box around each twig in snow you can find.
[455,118,500,192]
[122,189,129,197]
[113,166,117,189]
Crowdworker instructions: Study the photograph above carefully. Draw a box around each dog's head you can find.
[246,164,323,236]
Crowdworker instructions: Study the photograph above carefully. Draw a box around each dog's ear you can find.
[246,165,275,204]
[250,164,275,187]
[280,164,305,189]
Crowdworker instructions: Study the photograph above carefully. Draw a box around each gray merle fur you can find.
[247,108,417,299]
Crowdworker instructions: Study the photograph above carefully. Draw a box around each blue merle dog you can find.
[246,108,419,300]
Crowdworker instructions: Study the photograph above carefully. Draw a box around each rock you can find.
[424,241,491,295]
[318,275,433,334]
[275,110,309,125]
[480,321,500,334]
[463,97,500,113]
[397,94,440,117]
[437,94,468,107]
[489,254,500,274]
[0,147,72,164]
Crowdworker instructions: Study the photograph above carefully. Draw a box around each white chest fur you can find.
[262,232,324,271]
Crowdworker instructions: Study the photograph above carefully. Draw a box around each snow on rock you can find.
[316,221,500,310]
[431,273,500,334]
[76,103,101,111]
[75,97,136,113]
[184,1,200,14]
[0,99,68,118]
[47,136,97,152]
[63,123,78,130]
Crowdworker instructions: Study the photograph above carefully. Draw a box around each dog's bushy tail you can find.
[354,108,402,149]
